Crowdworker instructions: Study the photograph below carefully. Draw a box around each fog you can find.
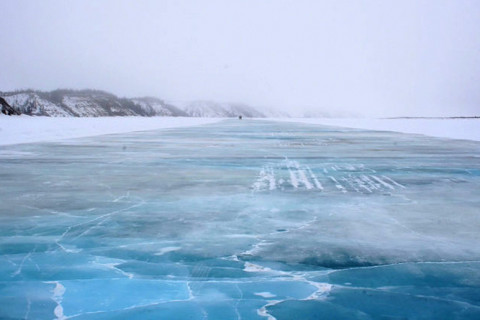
[1,0,479,117]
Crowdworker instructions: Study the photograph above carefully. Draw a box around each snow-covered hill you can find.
[171,100,265,118]
[1,90,163,117]
[0,97,20,115]
[3,91,70,116]
[131,97,188,117]
[0,90,269,118]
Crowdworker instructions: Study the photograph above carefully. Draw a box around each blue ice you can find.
[1,120,480,319]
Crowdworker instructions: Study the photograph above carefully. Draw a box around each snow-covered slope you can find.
[0,97,21,116]
[3,92,71,116]
[2,90,145,117]
[131,97,188,117]
[171,100,266,118]
[0,90,269,118]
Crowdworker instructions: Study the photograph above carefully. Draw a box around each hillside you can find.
[0,89,268,118]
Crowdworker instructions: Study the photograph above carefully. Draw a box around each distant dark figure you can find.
[238,115,242,120]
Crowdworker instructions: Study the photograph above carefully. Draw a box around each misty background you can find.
[1,0,479,117]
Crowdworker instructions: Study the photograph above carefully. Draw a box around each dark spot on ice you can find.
[276,228,287,232]
[301,255,380,269]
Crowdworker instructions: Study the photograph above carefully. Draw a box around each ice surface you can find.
[1,120,480,319]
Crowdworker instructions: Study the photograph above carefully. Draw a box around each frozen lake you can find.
[1,119,480,319]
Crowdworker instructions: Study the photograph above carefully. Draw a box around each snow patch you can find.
[0,117,223,145]
[255,292,277,298]
[155,246,182,255]
[270,118,480,141]
[46,281,67,320]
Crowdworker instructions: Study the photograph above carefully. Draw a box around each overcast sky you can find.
[1,0,479,117]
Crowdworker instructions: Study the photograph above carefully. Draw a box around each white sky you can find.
[1,0,479,117]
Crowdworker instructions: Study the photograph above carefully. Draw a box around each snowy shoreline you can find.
[0,116,224,146]
[269,118,480,142]
[0,116,479,146]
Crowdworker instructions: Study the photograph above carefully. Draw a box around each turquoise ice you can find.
[1,120,480,319]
